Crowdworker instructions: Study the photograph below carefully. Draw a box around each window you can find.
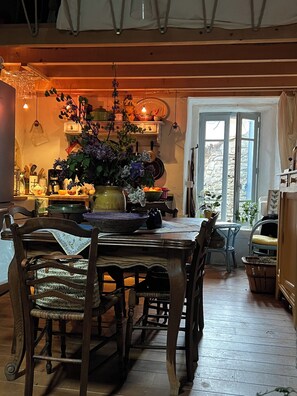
[197,112,260,221]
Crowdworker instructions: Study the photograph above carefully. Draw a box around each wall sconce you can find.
[23,101,29,109]
[141,105,147,114]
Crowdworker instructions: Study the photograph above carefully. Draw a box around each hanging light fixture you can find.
[169,91,181,135]
[23,100,29,109]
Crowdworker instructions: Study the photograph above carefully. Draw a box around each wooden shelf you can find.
[64,121,163,136]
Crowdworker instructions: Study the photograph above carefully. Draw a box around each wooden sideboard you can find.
[277,171,297,328]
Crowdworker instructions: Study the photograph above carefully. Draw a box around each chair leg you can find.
[114,300,124,362]
[134,270,140,304]
[141,297,149,342]
[24,318,35,396]
[45,319,53,374]
[125,289,137,364]
[59,320,66,358]
[79,321,92,396]
[185,304,195,382]
[231,251,237,268]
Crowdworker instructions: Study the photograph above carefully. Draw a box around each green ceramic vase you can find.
[92,186,126,212]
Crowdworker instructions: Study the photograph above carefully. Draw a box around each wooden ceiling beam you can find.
[38,75,297,92]
[26,62,297,79]
[2,42,297,63]
[1,23,297,46]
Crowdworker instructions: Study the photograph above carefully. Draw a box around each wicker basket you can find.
[242,256,276,294]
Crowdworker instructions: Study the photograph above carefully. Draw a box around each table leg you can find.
[166,250,187,396]
[5,256,25,381]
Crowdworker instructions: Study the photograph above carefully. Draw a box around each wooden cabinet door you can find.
[277,191,297,328]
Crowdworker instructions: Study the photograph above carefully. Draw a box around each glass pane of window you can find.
[241,118,255,139]
[198,112,259,222]
[205,120,225,140]
[239,139,255,202]
[226,138,236,221]
[204,141,224,196]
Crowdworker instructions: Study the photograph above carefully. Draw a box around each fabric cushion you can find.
[252,235,278,246]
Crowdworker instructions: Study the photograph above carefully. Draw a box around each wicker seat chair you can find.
[10,217,123,396]
[124,213,218,382]
[249,216,278,256]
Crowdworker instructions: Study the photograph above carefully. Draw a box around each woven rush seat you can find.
[97,251,168,268]
[30,294,120,321]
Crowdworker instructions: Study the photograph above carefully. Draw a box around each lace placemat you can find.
[135,219,203,234]
[46,229,91,255]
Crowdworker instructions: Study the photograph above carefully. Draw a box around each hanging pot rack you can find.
[20,0,269,37]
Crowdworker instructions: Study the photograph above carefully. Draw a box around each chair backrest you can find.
[4,205,37,229]
[187,212,218,296]
[10,217,99,314]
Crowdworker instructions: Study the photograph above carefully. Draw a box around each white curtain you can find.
[278,92,297,171]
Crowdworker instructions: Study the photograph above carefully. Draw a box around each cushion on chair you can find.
[252,235,278,246]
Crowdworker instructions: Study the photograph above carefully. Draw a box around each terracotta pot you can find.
[92,186,126,212]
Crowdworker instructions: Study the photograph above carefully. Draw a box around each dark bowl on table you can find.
[145,191,163,202]
[83,212,149,233]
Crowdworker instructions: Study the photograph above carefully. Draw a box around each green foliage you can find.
[236,200,258,226]
[199,190,222,212]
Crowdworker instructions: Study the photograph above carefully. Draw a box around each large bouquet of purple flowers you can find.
[45,88,154,204]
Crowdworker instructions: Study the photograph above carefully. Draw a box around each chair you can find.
[98,207,179,315]
[206,222,241,272]
[124,213,218,382]
[4,205,37,228]
[10,217,123,396]
[249,215,278,256]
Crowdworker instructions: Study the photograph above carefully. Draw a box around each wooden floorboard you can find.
[0,265,296,395]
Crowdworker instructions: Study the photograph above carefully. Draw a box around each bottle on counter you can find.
[13,163,21,196]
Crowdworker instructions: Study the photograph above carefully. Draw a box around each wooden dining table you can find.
[1,217,203,396]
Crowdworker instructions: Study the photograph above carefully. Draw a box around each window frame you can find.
[197,111,260,221]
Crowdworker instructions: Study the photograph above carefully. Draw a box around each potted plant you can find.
[235,200,258,227]
[199,190,222,218]
[45,87,155,210]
